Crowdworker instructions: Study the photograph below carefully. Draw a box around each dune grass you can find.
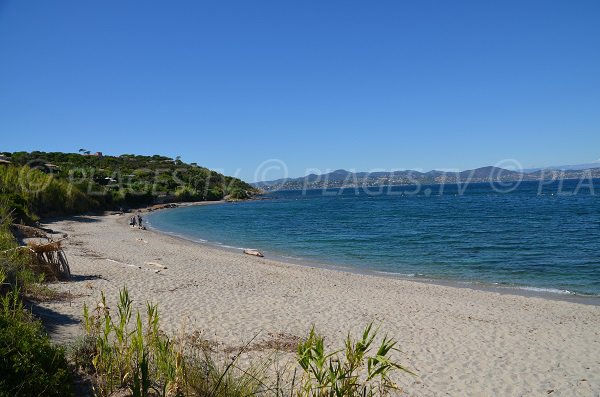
[75,287,413,397]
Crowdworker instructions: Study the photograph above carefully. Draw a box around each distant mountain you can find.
[254,165,600,191]
[523,163,600,172]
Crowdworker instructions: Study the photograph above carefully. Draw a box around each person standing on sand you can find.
[137,214,143,229]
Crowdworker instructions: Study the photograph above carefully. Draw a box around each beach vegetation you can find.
[79,287,262,396]
[174,186,203,202]
[0,164,100,223]
[1,151,259,224]
[0,206,52,296]
[0,282,73,397]
[77,287,412,397]
[226,188,250,200]
[0,279,72,397]
[0,207,73,397]
[296,324,413,396]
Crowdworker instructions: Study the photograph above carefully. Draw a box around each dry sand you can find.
[36,212,600,396]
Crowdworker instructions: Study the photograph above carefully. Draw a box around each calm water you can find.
[147,180,600,296]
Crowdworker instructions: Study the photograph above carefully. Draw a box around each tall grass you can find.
[0,279,72,396]
[0,205,44,293]
[296,324,413,396]
[0,165,100,222]
[82,288,186,397]
[77,288,413,397]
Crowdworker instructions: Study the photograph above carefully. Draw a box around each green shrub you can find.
[0,165,100,222]
[0,285,72,397]
[174,186,202,202]
[227,188,250,200]
[0,193,36,224]
[0,208,72,397]
[297,324,413,396]
[1,151,258,221]
[0,208,37,290]
[205,187,224,201]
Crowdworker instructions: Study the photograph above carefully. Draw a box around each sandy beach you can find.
[36,211,600,396]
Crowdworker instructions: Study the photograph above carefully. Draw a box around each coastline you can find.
[144,203,600,306]
[37,211,600,396]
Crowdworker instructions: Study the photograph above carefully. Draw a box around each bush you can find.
[205,187,224,201]
[0,193,36,224]
[0,165,101,222]
[0,208,37,291]
[0,209,72,396]
[227,188,250,200]
[0,285,72,397]
[174,186,202,202]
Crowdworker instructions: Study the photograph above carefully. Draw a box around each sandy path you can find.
[37,213,600,396]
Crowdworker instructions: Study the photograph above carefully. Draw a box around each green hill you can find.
[0,151,259,223]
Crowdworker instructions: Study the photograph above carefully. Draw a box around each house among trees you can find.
[43,163,60,172]
[78,149,103,158]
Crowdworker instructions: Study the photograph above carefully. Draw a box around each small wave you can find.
[512,286,573,295]
[217,243,246,250]
[373,270,417,277]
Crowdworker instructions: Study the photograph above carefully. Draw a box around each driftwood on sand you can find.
[243,249,264,257]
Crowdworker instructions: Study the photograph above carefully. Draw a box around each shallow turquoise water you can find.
[147,180,600,296]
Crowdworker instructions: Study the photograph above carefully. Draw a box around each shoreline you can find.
[37,211,600,396]
[144,203,600,306]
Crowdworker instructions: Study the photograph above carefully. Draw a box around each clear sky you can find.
[1,0,599,181]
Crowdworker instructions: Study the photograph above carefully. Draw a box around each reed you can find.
[82,288,185,396]
[296,324,413,397]
[77,288,413,397]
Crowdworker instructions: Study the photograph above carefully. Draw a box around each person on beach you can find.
[137,214,143,229]
[130,216,136,227]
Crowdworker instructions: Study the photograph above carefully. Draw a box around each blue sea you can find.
[147,179,600,297]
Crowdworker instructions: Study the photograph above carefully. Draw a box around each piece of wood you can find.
[243,249,264,257]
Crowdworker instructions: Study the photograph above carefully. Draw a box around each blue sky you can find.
[1,0,599,181]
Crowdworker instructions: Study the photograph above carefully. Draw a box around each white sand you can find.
[38,212,600,396]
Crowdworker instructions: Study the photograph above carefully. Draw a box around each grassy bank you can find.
[1,151,259,224]
[0,206,73,396]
